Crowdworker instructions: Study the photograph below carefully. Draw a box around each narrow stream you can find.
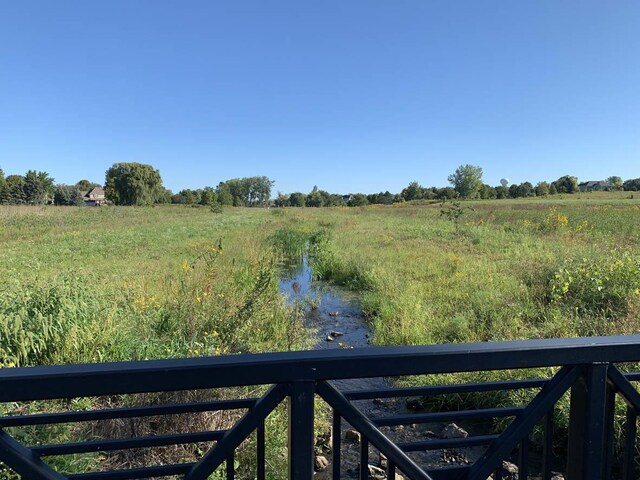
[278,256,480,476]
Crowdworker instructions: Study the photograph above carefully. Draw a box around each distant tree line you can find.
[2,162,640,207]
[170,176,274,207]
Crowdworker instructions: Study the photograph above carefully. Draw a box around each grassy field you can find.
[1,193,639,476]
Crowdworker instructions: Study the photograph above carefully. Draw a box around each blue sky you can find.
[1,1,639,194]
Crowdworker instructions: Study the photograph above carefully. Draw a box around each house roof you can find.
[578,181,611,187]
[86,187,105,198]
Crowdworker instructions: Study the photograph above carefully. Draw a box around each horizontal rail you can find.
[0,398,257,427]
[32,430,225,456]
[374,406,524,427]
[398,434,500,452]
[2,335,640,402]
[343,378,548,400]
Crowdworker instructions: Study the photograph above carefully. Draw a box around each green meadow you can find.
[1,193,640,476]
[1,193,640,369]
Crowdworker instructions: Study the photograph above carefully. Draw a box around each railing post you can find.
[566,363,610,480]
[288,380,315,480]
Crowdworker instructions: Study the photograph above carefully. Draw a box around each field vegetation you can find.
[1,192,639,476]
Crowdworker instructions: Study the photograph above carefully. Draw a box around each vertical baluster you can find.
[494,466,503,480]
[387,461,396,480]
[603,388,616,480]
[542,412,553,479]
[288,381,315,480]
[623,406,637,480]
[359,436,368,480]
[518,438,529,479]
[257,421,265,480]
[332,410,341,480]
[226,452,235,480]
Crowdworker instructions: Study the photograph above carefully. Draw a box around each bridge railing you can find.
[1,335,640,479]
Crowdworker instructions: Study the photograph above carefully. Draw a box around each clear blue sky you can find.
[1,1,639,194]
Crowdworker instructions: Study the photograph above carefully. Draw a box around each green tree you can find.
[306,186,324,207]
[24,170,54,204]
[552,175,578,194]
[288,192,306,207]
[606,176,623,190]
[517,182,535,198]
[347,193,369,207]
[274,191,289,207]
[400,181,424,201]
[623,178,640,191]
[105,163,164,206]
[436,187,457,200]
[448,165,483,199]
[535,181,551,196]
[200,187,217,206]
[54,185,83,206]
[75,179,100,191]
[495,185,509,199]
[216,183,234,206]
[5,175,26,204]
[479,184,497,199]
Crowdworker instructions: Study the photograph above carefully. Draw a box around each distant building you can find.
[578,181,611,192]
[84,187,107,206]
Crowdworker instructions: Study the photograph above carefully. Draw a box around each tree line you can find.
[1,162,640,207]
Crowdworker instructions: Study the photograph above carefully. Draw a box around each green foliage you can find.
[5,175,26,204]
[216,176,274,207]
[448,164,483,199]
[606,176,623,190]
[23,170,55,204]
[54,184,84,206]
[347,193,369,207]
[0,275,104,367]
[401,181,424,201]
[75,179,100,191]
[269,228,308,260]
[105,162,165,206]
[439,200,473,234]
[623,178,640,191]
[535,181,551,196]
[288,192,306,207]
[549,251,640,319]
[553,175,579,194]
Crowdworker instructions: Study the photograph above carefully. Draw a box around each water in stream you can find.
[278,256,481,476]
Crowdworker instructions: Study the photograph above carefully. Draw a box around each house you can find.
[84,187,107,206]
[578,181,611,192]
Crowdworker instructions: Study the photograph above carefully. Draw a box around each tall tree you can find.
[400,181,424,201]
[552,175,578,194]
[216,177,274,207]
[288,192,306,207]
[105,163,164,206]
[448,165,483,199]
[5,175,26,204]
[54,185,84,206]
[623,178,640,191]
[534,181,550,196]
[606,176,623,190]
[24,170,54,204]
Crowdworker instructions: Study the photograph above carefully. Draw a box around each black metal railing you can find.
[1,335,640,479]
